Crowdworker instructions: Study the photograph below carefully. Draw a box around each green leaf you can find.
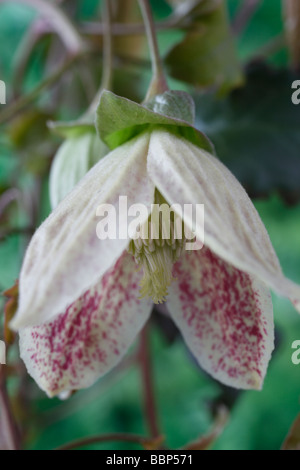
[165,2,244,95]
[228,0,286,66]
[96,90,214,154]
[9,109,55,177]
[195,62,300,202]
[9,109,52,148]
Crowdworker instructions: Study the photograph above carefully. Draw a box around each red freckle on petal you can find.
[178,280,194,301]
[169,246,273,389]
[76,350,83,360]
[21,251,151,396]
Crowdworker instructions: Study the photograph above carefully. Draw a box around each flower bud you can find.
[50,131,108,208]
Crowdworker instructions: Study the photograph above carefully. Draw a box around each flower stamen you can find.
[128,194,186,303]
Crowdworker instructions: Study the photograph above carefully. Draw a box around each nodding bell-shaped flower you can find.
[11,91,300,397]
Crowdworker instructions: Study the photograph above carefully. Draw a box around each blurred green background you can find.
[1,0,300,450]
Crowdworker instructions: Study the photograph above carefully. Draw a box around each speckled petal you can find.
[19,252,152,397]
[12,133,154,329]
[148,130,300,311]
[167,247,274,390]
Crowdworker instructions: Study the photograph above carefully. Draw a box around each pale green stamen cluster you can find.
[128,207,186,304]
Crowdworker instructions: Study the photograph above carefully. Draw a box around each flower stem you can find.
[232,0,262,35]
[0,0,85,55]
[100,0,114,91]
[138,0,168,100]
[283,0,300,70]
[87,0,114,115]
[81,16,187,36]
[139,324,160,439]
[0,365,21,450]
[0,53,86,125]
[55,433,161,451]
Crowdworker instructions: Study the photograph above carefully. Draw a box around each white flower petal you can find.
[12,133,154,329]
[148,130,300,311]
[167,248,274,390]
[19,252,152,397]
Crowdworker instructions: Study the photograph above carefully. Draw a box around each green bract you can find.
[95,90,215,154]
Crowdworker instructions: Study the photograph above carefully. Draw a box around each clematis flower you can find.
[11,91,300,397]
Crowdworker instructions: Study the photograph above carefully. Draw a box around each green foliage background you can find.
[0,0,300,450]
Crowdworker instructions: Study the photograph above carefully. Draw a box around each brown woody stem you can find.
[56,433,159,451]
[0,365,21,450]
[283,0,300,70]
[139,325,161,439]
